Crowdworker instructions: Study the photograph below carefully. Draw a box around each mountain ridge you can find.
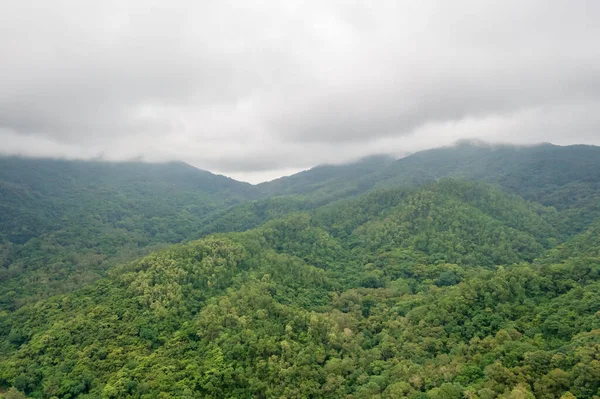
[5,140,598,186]
[2,141,600,310]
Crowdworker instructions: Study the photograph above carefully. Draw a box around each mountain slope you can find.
[259,142,600,233]
[0,157,255,244]
[0,157,257,309]
[4,180,599,398]
[258,155,395,202]
[3,141,599,310]
[380,141,600,212]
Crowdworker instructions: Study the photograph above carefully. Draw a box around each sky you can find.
[1,1,599,183]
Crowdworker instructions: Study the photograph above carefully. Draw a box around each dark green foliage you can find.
[3,142,600,310]
[1,180,600,398]
[261,141,600,234]
[0,157,257,309]
[191,196,311,239]
[2,143,600,398]
[257,154,395,201]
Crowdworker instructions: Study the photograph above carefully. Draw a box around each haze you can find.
[1,1,599,182]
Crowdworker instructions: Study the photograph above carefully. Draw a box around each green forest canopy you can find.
[1,143,600,398]
[0,179,599,398]
[3,142,600,310]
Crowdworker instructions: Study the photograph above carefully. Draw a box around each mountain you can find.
[191,142,600,247]
[1,180,599,398]
[0,157,257,309]
[259,141,600,233]
[379,141,600,210]
[3,142,600,310]
[257,155,395,202]
[0,157,255,245]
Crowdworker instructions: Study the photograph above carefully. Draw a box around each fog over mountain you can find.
[1,1,599,182]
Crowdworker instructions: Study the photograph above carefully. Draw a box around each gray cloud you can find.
[1,0,599,182]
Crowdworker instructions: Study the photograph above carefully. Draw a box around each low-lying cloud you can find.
[1,1,599,182]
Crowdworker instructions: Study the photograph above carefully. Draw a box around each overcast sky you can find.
[1,1,599,183]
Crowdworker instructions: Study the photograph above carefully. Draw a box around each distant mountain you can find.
[0,157,257,309]
[0,157,255,244]
[257,154,395,201]
[260,141,600,232]
[379,141,600,198]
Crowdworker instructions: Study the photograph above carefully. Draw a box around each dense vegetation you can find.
[4,142,600,309]
[0,158,256,309]
[1,142,600,398]
[1,179,600,398]
[260,141,600,233]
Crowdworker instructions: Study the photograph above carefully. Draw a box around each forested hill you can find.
[0,156,255,245]
[259,142,600,227]
[0,157,256,309]
[2,142,600,310]
[379,142,600,221]
[1,180,599,398]
[199,142,600,241]
[256,154,396,202]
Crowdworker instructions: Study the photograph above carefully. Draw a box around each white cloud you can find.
[1,0,599,182]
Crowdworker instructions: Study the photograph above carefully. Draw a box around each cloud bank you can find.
[1,1,599,182]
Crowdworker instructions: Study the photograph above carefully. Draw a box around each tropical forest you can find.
[1,142,600,399]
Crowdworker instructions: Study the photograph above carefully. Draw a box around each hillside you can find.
[197,142,600,245]
[257,155,395,203]
[379,142,600,229]
[2,180,599,398]
[0,157,256,309]
[3,142,599,310]
[259,142,600,233]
